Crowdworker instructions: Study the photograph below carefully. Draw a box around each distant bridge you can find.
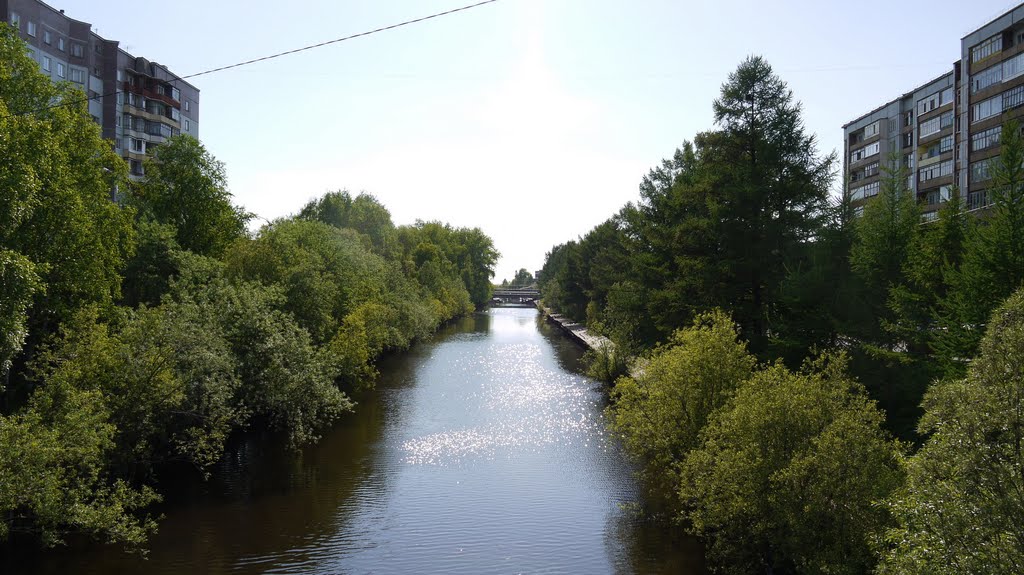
[491,288,540,306]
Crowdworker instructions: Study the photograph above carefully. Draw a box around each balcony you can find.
[968,190,994,211]
[123,82,180,109]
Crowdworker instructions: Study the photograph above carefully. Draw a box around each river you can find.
[8,307,704,574]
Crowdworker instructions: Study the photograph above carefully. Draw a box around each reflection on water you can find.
[6,307,703,574]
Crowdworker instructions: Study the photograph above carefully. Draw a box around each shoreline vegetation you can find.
[0,24,497,551]
[539,56,1024,574]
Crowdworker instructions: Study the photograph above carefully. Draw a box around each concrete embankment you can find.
[536,302,611,351]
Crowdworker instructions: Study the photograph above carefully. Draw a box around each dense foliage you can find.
[880,289,1024,574]
[608,310,754,499]
[541,56,1024,573]
[0,26,496,551]
[681,354,902,575]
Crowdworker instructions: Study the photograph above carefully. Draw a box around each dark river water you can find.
[7,307,704,574]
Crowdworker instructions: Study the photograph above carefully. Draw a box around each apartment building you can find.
[2,0,199,178]
[843,4,1024,221]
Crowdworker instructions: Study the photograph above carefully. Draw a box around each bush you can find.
[680,353,903,575]
[608,310,755,498]
[879,288,1024,574]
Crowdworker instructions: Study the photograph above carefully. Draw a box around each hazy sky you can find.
[59,0,1018,281]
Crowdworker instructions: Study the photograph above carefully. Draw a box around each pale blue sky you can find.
[60,0,1018,281]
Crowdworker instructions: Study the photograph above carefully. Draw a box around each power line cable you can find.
[8,0,502,117]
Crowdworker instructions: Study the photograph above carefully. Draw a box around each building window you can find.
[924,186,952,206]
[56,63,65,78]
[130,138,145,153]
[850,141,880,164]
[1004,52,1024,83]
[973,93,1003,123]
[70,68,84,84]
[920,160,953,182]
[939,134,954,154]
[71,43,83,58]
[26,21,35,37]
[864,121,879,139]
[10,12,19,29]
[920,141,942,161]
[920,116,941,137]
[917,92,940,115]
[971,159,995,184]
[972,125,1002,152]
[185,119,191,132]
[43,29,51,45]
[972,63,1002,94]
[42,55,51,72]
[972,34,1003,63]
[939,87,954,106]
[940,111,954,130]
[904,111,913,127]
[1004,84,1024,111]
[130,160,144,176]
[903,131,913,148]
[170,107,180,122]
[184,100,190,112]
[58,37,64,51]
[850,181,881,202]
[851,161,880,183]
[968,190,992,210]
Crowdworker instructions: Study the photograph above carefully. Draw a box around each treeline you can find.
[540,56,1024,574]
[0,25,496,549]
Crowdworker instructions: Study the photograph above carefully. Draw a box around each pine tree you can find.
[936,119,1024,375]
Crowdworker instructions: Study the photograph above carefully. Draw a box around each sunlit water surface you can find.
[7,307,703,574]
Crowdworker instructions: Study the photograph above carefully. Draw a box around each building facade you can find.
[843,4,1024,220]
[2,0,199,178]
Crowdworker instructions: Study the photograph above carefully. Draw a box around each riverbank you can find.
[536,302,612,351]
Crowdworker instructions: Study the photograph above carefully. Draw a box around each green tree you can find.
[680,354,903,575]
[225,218,386,345]
[0,251,39,382]
[171,255,353,447]
[120,220,182,308]
[132,135,249,258]
[608,310,755,499]
[705,56,836,353]
[30,304,243,477]
[879,288,1024,574]
[401,222,498,309]
[0,378,157,548]
[539,57,835,354]
[0,23,135,355]
[846,159,931,440]
[298,190,399,257]
[888,186,969,354]
[773,193,863,362]
[936,120,1024,374]
[623,144,723,345]
[511,268,534,288]
[849,155,920,346]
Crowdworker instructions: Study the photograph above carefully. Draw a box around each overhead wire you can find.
[7,0,502,117]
